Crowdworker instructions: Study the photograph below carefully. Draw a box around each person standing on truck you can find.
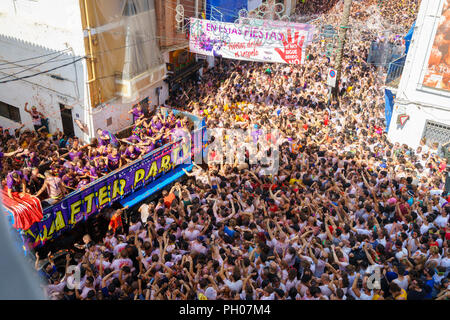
[128,103,145,124]
[34,171,67,207]
[6,170,27,200]
[24,103,48,132]
[97,128,120,149]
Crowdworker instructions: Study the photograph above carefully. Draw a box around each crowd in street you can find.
[32,0,450,300]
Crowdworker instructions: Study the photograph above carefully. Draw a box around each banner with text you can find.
[189,17,312,65]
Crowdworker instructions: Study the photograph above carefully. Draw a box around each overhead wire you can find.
[0,57,85,84]
[0,47,71,66]
[0,51,69,82]
[0,56,83,71]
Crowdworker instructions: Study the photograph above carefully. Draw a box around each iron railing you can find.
[385,55,406,86]
[367,41,404,68]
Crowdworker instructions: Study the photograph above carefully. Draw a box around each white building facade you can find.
[388,0,450,150]
[0,0,168,143]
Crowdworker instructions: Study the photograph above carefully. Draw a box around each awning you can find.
[384,89,395,132]
[119,164,193,208]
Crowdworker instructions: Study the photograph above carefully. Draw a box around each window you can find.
[0,101,21,123]
[122,0,150,16]
[123,1,138,16]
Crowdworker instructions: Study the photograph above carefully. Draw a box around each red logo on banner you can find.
[275,29,306,65]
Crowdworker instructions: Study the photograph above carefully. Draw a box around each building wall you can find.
[155,0,196,51]
[0,0,170,141]
[79,0,127,107]
[0,0,86,55]
[80,0,166,112]
[92,80,168,134]
[388,0,450,149]
[0,0,91,141]
[389,103,450,149]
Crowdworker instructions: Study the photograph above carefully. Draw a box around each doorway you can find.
[59,104,75,137]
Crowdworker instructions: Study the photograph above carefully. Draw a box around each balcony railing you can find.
[367,41,404,69]
[385,55,406,88]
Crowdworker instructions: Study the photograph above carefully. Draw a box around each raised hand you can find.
[274,29,306,65]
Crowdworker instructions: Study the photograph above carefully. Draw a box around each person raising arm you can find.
[35,171,67,207]
[6,170,27,200]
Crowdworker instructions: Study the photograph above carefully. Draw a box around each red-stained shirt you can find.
[109,214,122,232]
[269,205,279,212]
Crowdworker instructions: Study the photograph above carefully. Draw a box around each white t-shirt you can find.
[395,247,408,260]
[393,276,409,291]
[420,223,431,235]
[80,285,94,299]
[349,288,373,300]
[260,292,275,300]
[440,257,450,275]
[223,279,243,293]
[129,222,142,234]
[191,241,207,255]
[319,285,333,297]
[183,229,200,241]
[113,243,128,256]
[314,260,326,278]
[138,204,150,224]
[110,258,133,271]
[434,215,448,228]
[285,279,298,292]
[104,236,118,249]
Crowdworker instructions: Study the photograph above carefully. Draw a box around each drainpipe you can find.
[66,45,81,101]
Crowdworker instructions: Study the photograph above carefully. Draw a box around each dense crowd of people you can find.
[30,0,450,300]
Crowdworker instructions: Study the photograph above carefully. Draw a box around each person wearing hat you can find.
[96,128,119,149]
[6,170,27,199]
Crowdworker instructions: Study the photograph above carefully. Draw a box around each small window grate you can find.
[106,117,113,127]
[422,120,450,148]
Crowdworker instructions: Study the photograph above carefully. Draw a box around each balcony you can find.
[115,64,166,99]
[385,55,406,89]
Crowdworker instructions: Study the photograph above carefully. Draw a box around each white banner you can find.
[189,18,313,65]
